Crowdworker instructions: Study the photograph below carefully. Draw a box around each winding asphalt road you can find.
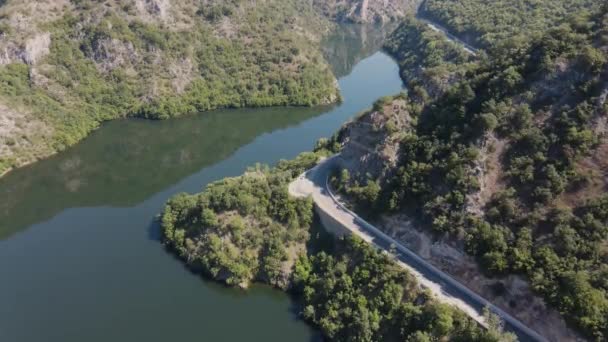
[289,155,546,342]
[417,17,478,56]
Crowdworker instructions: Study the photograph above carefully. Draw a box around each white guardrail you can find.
[323,158,546,342]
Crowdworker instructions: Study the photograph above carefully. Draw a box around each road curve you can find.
[416,17,478,56]
[289,155,546,342]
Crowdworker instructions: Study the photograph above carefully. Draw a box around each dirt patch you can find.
[467,133,507,216]
[339,98,411,179]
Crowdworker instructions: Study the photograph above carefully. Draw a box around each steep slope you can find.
[159,152,516,341]
[383,16,476,99]
[332,7,608,341]
[313,0,420,24]
[419,0,601,48]
[0,0,338,177]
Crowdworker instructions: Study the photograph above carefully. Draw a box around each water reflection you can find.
[322,23,398,78]
[0,31,403,342]
[0,106,331,238]
[0,23,397,239]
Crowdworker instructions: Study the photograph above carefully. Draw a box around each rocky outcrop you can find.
[135,0,171,21]
[24,32,50,65]
[91,38,139,72]
[0,32,50,65]
[338,96,412,180]
[314,0,420,24]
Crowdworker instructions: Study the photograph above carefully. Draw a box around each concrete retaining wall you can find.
[314,202,351,237]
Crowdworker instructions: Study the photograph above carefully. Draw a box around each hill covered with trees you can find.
[0,0,426,179]
[313,0,420,24]
[332,5,608,340]
[0,0,345,177]
[159,1,607,340]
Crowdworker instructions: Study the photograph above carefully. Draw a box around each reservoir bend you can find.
[0,26,403,342]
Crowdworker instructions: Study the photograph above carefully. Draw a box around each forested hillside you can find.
[420,0,601,48]
[384,16,475,99]
[0,0,340,177]
[332,5,608,340]
[160,149,515,341]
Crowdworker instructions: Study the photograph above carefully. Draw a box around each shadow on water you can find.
[0,106,331,239]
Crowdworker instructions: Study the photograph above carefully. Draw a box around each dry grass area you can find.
[340,97,412,179]
[467,133,507,216]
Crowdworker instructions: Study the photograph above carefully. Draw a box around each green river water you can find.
[0,25,403,342]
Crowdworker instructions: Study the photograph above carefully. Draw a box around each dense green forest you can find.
[384,16,476,99]
[293,236,515,341]
[160,146,515,341]
[420,0,601,48]
[331,5,608,340]
[161,3,608,340]
[161,152,321,288]
[0,0,338,176]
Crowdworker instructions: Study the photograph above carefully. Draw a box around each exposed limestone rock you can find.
[0,41,24,65]
[466,133,507,216]
[135,0,171,21]
[169,57,194,94]
[24,32,51,65]
[314,0,420,24]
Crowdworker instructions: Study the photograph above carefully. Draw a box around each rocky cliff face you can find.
[334,94,587,341]
[338,95,412,180]
[313,0,420,24]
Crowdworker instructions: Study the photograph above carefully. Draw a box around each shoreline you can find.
[0,85,342,181]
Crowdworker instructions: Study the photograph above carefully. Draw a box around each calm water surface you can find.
[0,27,403,341]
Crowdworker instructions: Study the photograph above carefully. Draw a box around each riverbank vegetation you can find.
[332,5,608,339]
[161,152,322,288]
[0,0,339,176]
[160,145,513,341]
